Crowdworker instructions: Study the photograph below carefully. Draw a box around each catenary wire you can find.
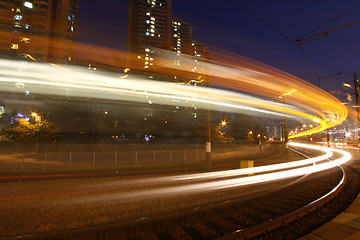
[298,2,360,40]
[229,0,294,44]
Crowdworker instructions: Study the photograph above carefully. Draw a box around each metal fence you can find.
[0,146,265,169]
[0,143,274,170]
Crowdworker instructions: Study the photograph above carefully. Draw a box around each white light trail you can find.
[174,143,333,181]
[67,143,351,205]
[0,59,316,120]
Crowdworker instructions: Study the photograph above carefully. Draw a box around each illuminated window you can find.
[24,2,33,9]
[16,8,21,12]
[11,44,18,49]
[21,37,30,44]
[14,15,22,20]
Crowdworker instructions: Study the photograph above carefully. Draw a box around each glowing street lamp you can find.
[31,112,41,122]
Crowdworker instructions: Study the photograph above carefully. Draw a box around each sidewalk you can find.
[300,160,360,240]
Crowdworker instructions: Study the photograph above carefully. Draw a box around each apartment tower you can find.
[127,0,172,69]
[0,0,80,63]
[172,18,192,55]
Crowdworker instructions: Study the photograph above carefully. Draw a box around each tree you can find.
[1,118,56,143]
[212,124,235,143]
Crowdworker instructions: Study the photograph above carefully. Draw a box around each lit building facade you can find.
[48,0,80,63]
[192,41,209,59]
[171,18,192,55]
[127,0,172,69]
[0,0,79,63]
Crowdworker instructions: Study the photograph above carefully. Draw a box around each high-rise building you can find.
[0,0,79,63]
[171,18,192,55]
[127,0,172,69]
[48,0,80,63]
[192,41,209,59]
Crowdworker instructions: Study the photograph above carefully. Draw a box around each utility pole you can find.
[354,73,360,144]
[326,115,330,147]
[258,112,262,151]
[206,105,211,171]
[283,96,288,146]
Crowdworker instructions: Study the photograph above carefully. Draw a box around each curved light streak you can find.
[174,144,333,181]
[0,29,348,136]
[0,59,343,127]
[67,143,351,205]
[155,49,348,137]
[170,143,351,191]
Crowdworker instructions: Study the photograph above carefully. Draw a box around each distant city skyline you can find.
[79,0,360,101]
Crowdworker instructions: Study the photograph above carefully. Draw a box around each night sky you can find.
[78,0,360,101]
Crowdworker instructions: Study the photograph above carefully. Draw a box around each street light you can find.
[343,83,352,88]
[31,112,41,122]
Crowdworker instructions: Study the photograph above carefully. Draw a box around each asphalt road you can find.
[0,146,311,238]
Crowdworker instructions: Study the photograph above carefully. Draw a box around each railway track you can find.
[7,146,359,240]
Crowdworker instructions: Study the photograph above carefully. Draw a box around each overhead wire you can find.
[341,46,360,73]
[228,0,294,44]
[298,2,360,40]
[298,45,319,80]
[229,0,320,82]
[229,0,360,89]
